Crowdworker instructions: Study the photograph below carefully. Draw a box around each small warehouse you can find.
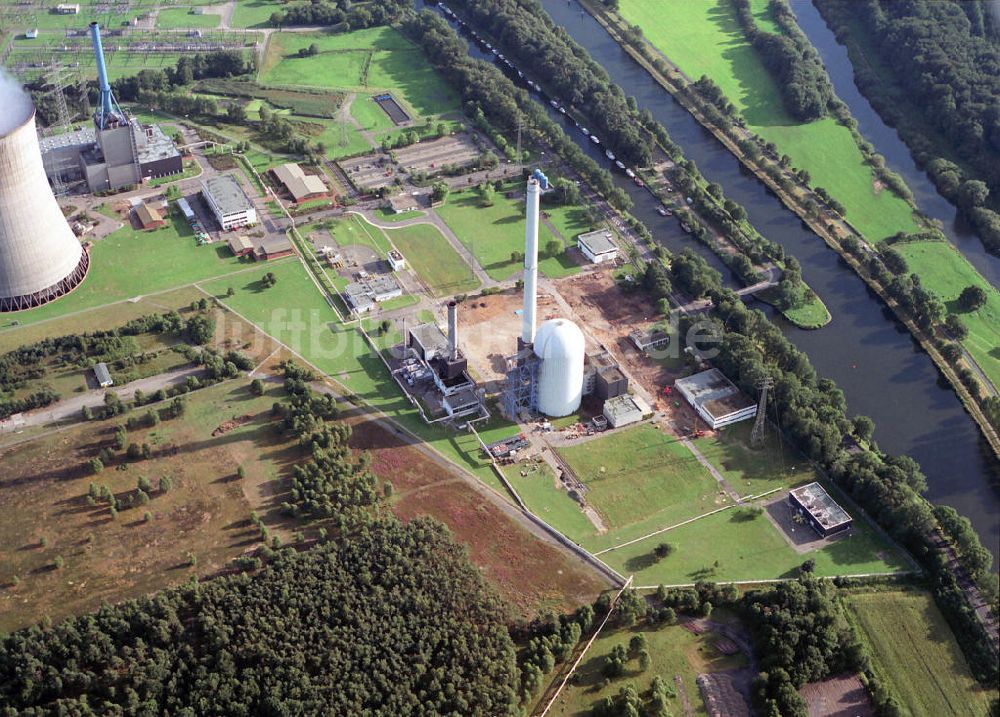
[227,235,254,257]
[629,328,671,355]
[788,482,852,538]
[386,193,420,214]
[577,229,619,264]
[133,203,165,230]
[94,362,113,388]
[270,163,328,204]
[674,369,756,429]
[201,175,256,231]
[256,235,294,261]
[603,394,649,428]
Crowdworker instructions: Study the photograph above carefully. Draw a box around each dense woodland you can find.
[0,519,519,715]
[816,0,1000,253]
[732,0,835,121]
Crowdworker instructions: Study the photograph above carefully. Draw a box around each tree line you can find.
[731,0,835,122]
[268,0,409,29]
[815,0,1000,254]
[0,518,520,715]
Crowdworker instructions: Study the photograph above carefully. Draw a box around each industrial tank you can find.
[534,318,585,417]
[0,97,88,312]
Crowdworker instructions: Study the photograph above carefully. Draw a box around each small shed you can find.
[94,362,114,388]
[134,203,165,230]
[25,29,39,39]
[227,234,254,257]
[603,394,649,428]
[387,193,419,213]
[257,236,294,261]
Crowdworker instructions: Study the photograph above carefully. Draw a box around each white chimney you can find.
[522,177,541,345]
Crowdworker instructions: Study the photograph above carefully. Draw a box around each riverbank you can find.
[581,0,999,457]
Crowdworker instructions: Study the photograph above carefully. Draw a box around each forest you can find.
[731,0,835,121]
[0,518,520,716]
[815,0,1000,253]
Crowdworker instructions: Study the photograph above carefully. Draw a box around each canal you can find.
[792,0,1000,288]
[429,0,999,551]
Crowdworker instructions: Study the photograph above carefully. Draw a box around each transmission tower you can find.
[750,375,773,448]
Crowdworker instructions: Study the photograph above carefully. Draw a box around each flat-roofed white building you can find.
[201,175,256,231]
[577,229,619,264]
[674,368,756,429]
[603,393,649,428]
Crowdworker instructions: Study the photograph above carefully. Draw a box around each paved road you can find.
[3,365,203,432]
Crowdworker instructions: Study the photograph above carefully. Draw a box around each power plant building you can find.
[201,175,257,231]
[0,98,89,312]
[576,229,619,264]
[788,482,852,538]
[674,369,757,429]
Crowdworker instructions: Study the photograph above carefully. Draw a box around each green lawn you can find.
[748,0,782,35]
[895,240,1000,389]
[692,422,819,497]
[436,188,581,281]
[375,207,426,223]
[349,93,399,134]
[383,223,481,297]
[260,28,460,119]
[541,616,748,716]
[618,0,919,242]
[502,461,596,542]
[231,0,289,28]
[558,425,727,540]
[0,214,247,329]
[603,504,907,586]
[307,214,393,256]
[780,293,831,329]
[845,589,994,716]
[156,8,222,29]
[543,204,593,244]
[309,118,374,159]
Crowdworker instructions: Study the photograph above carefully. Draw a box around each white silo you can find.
[534,318,585,417]
[0,75,88,312]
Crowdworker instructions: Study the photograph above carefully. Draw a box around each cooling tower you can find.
[534,318,585,417]
[0,105,88,312]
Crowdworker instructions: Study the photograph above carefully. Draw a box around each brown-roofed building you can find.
[256,235,294,261]
[134,203,165,230]
[270,163,329,204]
[227,234,254,257]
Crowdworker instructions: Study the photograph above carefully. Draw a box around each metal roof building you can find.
[94,362,113,388]
[674,368,756,429]
[788,482,852,538]
[271,163,327,203]
[201,175,256,230]
[0,101,88,312]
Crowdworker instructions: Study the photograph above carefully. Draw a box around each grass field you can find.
[260,28,461,119]
[231,0,290,28]
[0,377,294,632]
[540,615,749,716]
[894,240,1000,389]
[349,93,399,134]
[780,292,832,329]
[502,461,596,542]
[0,214,253,329]
[156,8,222,29]
[436,188,581,281]
[375,207,425,223]
[618,0,919,243]
[845,589,994,716]
[384,223,480,297]
[558,424,727,537]
[308,214,393,255]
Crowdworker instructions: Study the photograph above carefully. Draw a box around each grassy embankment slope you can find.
[844,589,994,716]
[258,27,462,159]
[436,187,583,281]
[617,0,999,389]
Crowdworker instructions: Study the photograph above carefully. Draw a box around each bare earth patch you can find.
[799,673,875,717]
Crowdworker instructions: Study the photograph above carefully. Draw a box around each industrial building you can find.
[0,87,89,312]
[674,369,757,429]
[576,229,619,264]
[37,24,182,194]
[629,327,671,355]
[201,175,257,231]
[582,351,629,401]
[788,482,853,538]
[344,273,402,313]
[387,249,406,271]
[256,235,294,261]
[386,193,420,213]
[270,163,328,204]
[227,235,254,257]
[133,202,165,230]
[395,301,487,423]
[603,394,650,428]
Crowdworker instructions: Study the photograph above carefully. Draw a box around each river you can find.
[792,0,1000,288]
[426,0,1000,552]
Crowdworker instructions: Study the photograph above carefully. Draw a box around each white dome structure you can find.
[0,99,88,312]
[534,318,585,417]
